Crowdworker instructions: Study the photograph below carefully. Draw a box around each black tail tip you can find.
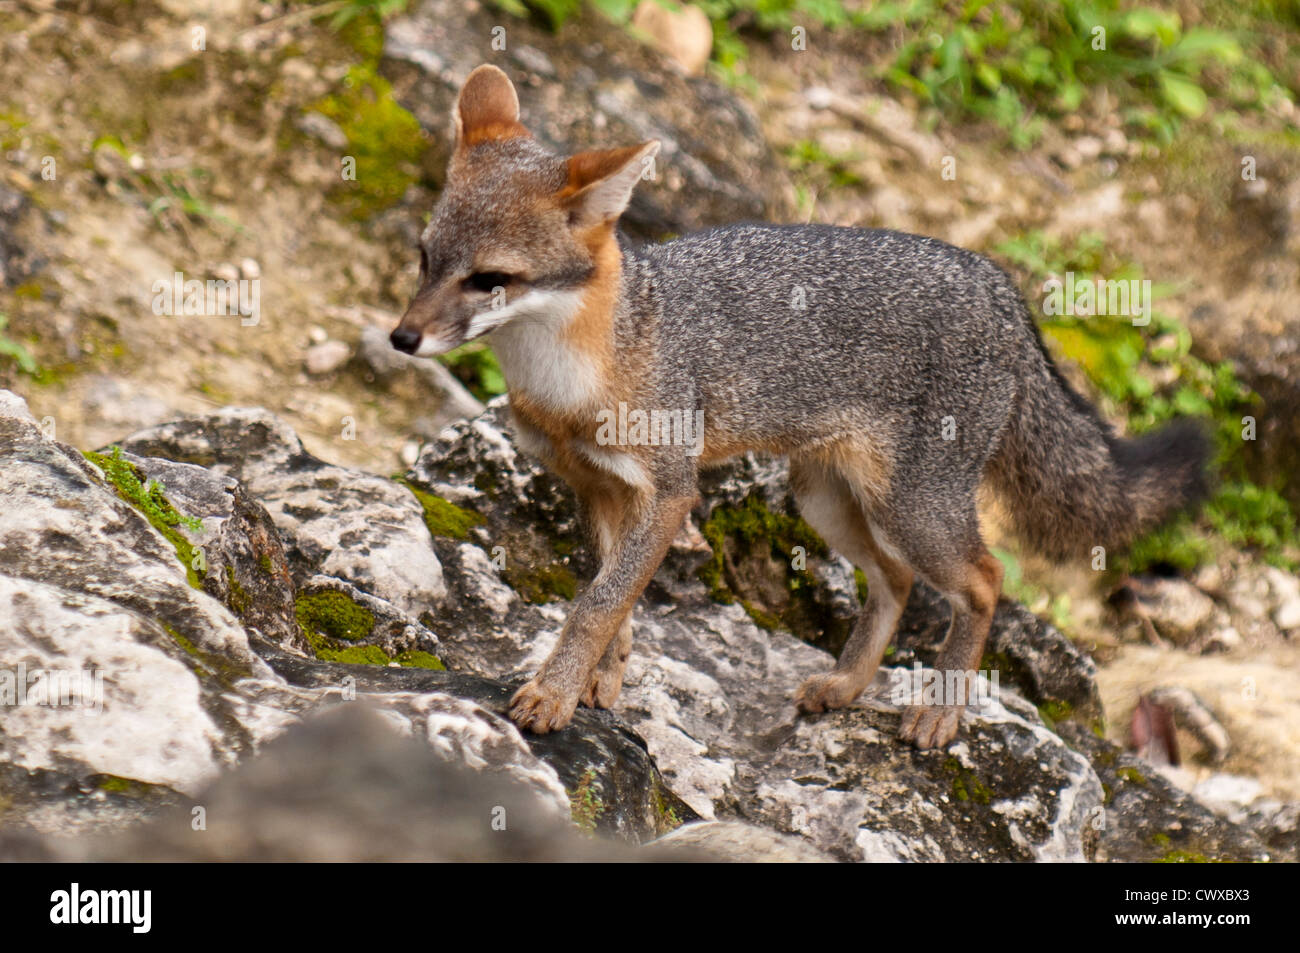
[1113,417,1215,510]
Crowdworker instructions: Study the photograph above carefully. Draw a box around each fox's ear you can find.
[561,140,660,228]
[454,64,528,149]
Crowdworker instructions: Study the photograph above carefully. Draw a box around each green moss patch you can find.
[159,620,252,685]
[307,63,426,220]
[394,649,445,670]
[84,446,206,589]
[697,492,849,649]
[92,774,162,798]
[1117,766,1149,786]
[569,768,605,835]
[295,590,444,669]
[505,561,578,604]
[651,784,685,835]
[943,756,993,805]
[698,492,828,605]
[1036,698,1074,730]
[224,564,252,615]
[296,590,376,642]
[394,477,486,540]
[393,477,576,605]
[1157,849,1213,864]
[161,622,201,660]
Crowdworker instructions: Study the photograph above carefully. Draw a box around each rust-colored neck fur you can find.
[563,223,621,382]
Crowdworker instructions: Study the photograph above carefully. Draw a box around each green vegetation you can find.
[877,2,1263,148]
[144,170,241,233]
[308,62,426,219]
[1156,848,1212,863]
[784,138,866,215]
[0,313,38,377]
[83,447,207,589]
[93,775,163,798]
[225,564,252,615]
[0,109,28,151]
[394,472,578,605]
[394,477,487,540]
[159,619,258,684]
[1036,698,1074,730]
[394,649,447,669]
[440,341,508,401]
[295,589,446,668]
[162,622,202,660]
[697,491,830,630]
[651,784,685,832]
[569,768,606,834]
[943,755,993,804]
[507,561,580,603]
[91,135,241,241]
[996,231,1300,572]
[295,589,376,641]
[326,0,410,31]
[1117,765,1148,785]
[494,1,1297,148]
[992,547,1072,630]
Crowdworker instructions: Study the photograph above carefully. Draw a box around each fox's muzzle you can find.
[391,283,465,356]
[390,325,421,354]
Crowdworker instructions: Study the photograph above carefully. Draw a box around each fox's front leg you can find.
[509,492,695,733]
[576,482,637,709]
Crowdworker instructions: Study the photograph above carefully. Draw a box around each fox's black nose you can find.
[390,326,421,354]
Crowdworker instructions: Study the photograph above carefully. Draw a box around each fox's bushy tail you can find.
[987,310,1212,562]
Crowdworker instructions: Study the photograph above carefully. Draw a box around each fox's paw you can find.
[795,671,864,713]
[509,678,578,734]
[898,704,962,750]
[580,658,626,710]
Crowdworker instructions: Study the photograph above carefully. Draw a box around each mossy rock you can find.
[505,560,579,605]
[296,590,376,642]
[695,491,853,653]
[308,63,427,220]
[395,476,486,540]
[83,446,206,590]
[294,586,445,670]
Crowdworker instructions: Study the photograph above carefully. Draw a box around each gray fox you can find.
[391,65,1210,748]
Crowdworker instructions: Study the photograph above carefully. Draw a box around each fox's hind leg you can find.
[790,459,914,713]
[885,510,1004,750]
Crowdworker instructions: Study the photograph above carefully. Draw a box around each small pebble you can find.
[305,340,350,375]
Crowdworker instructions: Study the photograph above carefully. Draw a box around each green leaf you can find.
[975,61,1001,92]
[1169,29,1242,67]
[1159,70,1208,117]
[1123,8,1181,46]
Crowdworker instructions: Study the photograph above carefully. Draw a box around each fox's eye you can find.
[465,271,512,293]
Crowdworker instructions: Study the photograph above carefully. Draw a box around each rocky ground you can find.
[0,390,1293,861]
[0,0,1297,861]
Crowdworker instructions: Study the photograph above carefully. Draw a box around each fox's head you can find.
[389,65,660,357]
